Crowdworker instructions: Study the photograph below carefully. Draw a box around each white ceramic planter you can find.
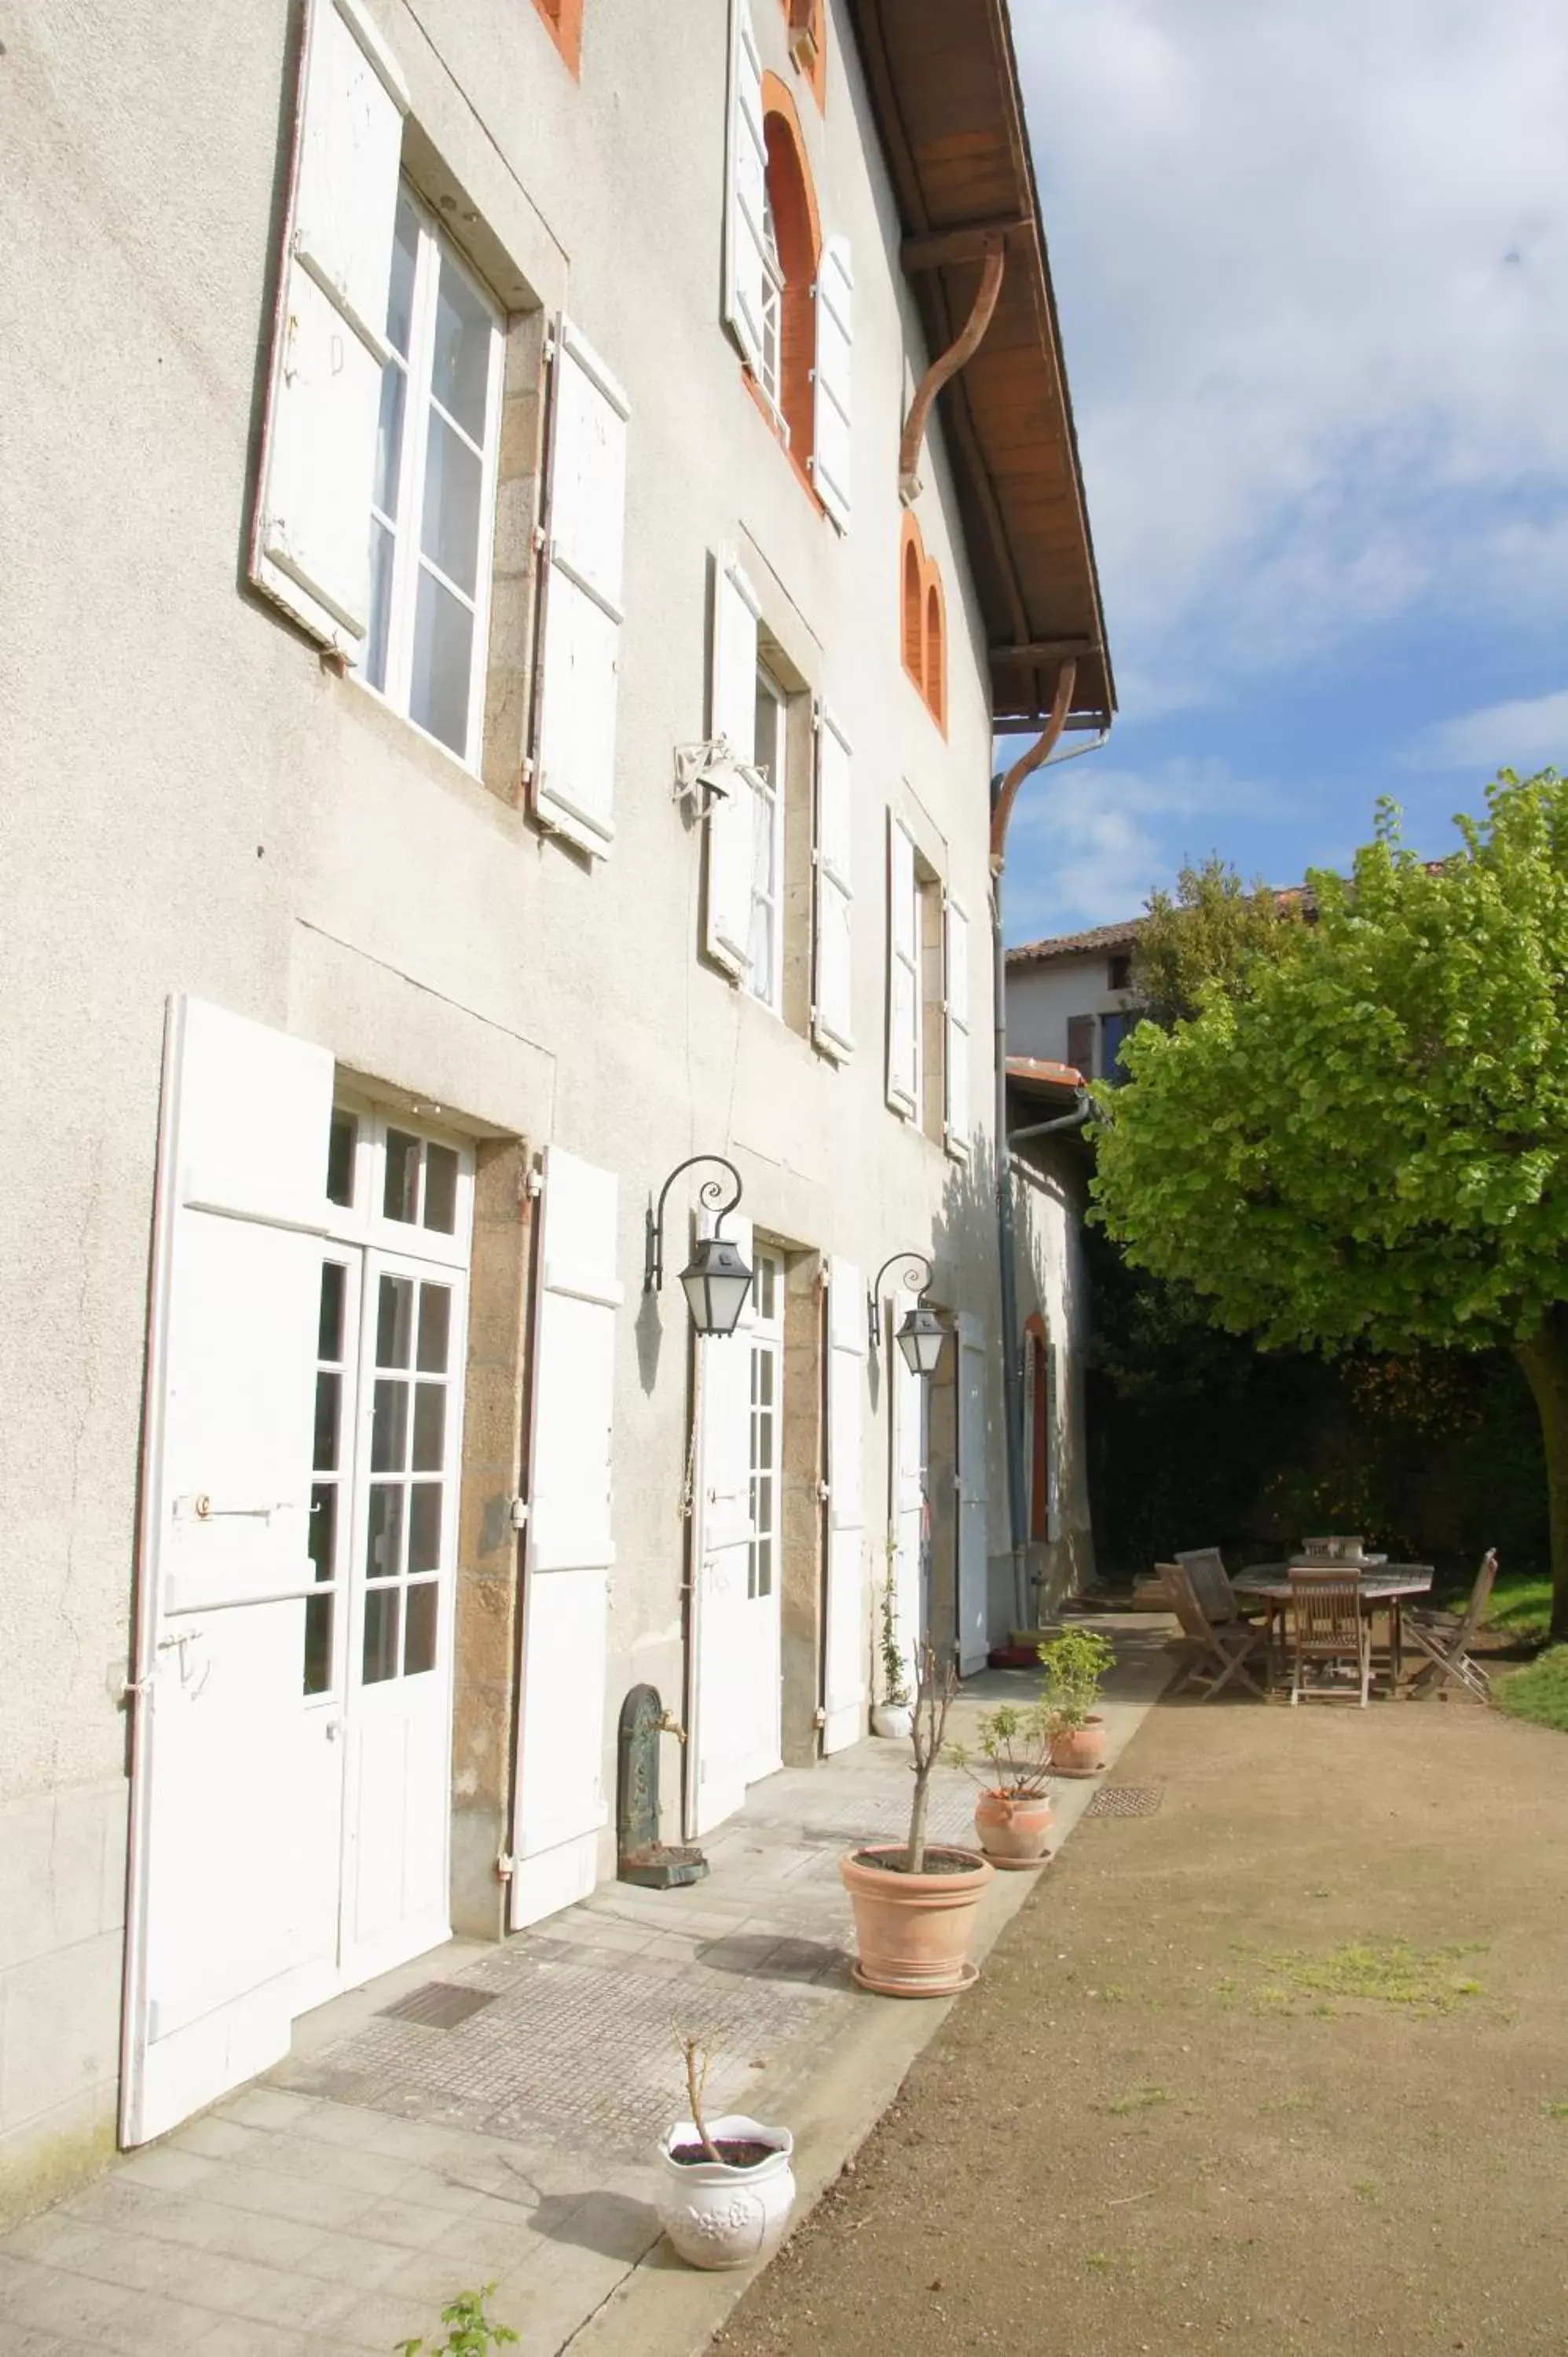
[656,2114,797,2269]
[870,1702,914,1739]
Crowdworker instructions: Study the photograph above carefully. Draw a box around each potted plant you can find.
[655,2033,797,2270]
[945,1699,1055,1866]
[841,1637,994,1996]
[1039,1626,1114,1774]
[870,1572,913,1738]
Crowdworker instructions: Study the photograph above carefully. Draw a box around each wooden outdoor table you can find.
[1233,1565,1435,1692]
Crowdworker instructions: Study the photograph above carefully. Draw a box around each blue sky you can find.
[1000,0,1568,943]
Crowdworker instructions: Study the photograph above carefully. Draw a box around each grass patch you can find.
[1105,2085,1171,2116]
[1495,1645,1568,1732]
[1261,1940,1484,2015]
[1543,2099,1568,2120]
[1484,1571,1554,1637]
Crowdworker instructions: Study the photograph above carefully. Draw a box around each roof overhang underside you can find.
[848,0,1115,735]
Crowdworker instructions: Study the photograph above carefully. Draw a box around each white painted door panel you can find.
[692,1217,756,1833]
[957,1314,989,1675]
[889,1288,925,1687]
[822,1258,868,1752]
[123,997,335,2148]
[510,1148,621,1929]
[812,706,854,1060]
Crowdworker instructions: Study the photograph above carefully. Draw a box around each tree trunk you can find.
[907,1769,930,1877]
[1511,1307,1568,1642]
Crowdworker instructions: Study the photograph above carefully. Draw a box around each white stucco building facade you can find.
[0,0,1110,2210]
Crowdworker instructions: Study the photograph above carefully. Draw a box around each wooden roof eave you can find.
[846,0,1116,733]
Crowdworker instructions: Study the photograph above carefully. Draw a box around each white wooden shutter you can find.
[724,1,768,372]
[691,1214,757,1833]
[956,1312,989,1674]
[886,815,919,1116]
[122,997,334,2146]
[944,893,972,1157]
[888,1277,925,1696]
[812,236,853,531]
[1046,1338,1062,1544]
[822,1257,868,1751]
[533,322,631,859]
[251,0,409,652]
[705,554,760,977]
[812,706,854,1059]
[509,1146,621,1928]
[1021,1335,1039,1543]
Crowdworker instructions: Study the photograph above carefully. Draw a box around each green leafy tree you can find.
[1131,852,1303,1029]
[1091,772,1568,1639]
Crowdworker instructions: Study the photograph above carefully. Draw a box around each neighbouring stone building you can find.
[0,0,1111,2209]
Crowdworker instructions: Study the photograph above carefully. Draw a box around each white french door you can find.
[742,1251,785,1783]
[296,1106,473,2002]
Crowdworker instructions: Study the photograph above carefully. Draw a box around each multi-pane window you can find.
[747,1252,784,1601]
[306,1108,472,1703]
[363,1268,457,1685]
[747,671,786,1011]
[361,189,504,766]
[758,176,786,435]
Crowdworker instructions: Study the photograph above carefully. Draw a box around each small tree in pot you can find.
[945,1699,1056,1866]
[655,2033,797,2269]
[1039,1626,1115,1773]
[840,1637,995,1996]
[870,1573,913,1739]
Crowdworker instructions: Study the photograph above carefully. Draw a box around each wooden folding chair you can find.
[1164,1560,1268,1701]
[1288,1566,1371,1706]
[1404,1549,1498,1702]
[1176,1546,1269,1628]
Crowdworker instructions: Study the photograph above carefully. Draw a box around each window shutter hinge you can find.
[521,754,536,785]
[543,333,558,363]
[508,1497,530,1531]
[495,1852,515,1880]
[524,1167,544,1199]
[531,525,548,555]
[815,1478,830,1504]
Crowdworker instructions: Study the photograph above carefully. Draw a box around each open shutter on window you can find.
[944,893,972,1157]
[1065,1013,1096,1080]
[691,1213,757,1834]
[705,554,760,977]
[886,816,919,1116]
[956,1312,990,1675]
[724,0,768,372]
[811,705,854,1059]
[812,236,853,531]
[251,0,408,653]
[887,1274,924,1700]
[509,1146,621,1929]
[532,321,630,860]
[1046,1338,1062,1544]
[122,997,334,2146]
[822,1258,868,1752]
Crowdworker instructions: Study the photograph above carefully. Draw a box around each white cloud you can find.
[1409,685,1568,772]
[1002,751,1277,937]
[1015,2,1568,711]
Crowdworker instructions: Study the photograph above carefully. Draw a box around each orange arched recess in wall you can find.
[753,73,824,509]
[1024,1313,1050,1545]
[529,0,583,75]
[899,513,947,733]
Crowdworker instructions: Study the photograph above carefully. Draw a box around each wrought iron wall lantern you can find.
[644,1155,753,1338]
[868,1252,947,1376]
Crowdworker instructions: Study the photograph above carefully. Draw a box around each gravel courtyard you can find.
[714,1689,1568,2357]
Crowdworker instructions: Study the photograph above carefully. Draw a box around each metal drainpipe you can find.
[1009,1090,1092,1149]
[990,660,1081,1637]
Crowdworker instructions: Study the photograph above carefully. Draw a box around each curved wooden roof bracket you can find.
[990,659,1077,871]
[899,235,1006,507]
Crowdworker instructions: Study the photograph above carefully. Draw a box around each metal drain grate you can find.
[1084,1784,1163,1818]
[376,1981,499,2029]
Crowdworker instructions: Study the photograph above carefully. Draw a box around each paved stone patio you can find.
[0,1628,1174,2355]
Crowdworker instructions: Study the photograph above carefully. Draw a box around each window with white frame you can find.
[886,816,921,1118]
[359,188,505,765]
[747,669,787,1010]
[747,1250,785,1600]
[758,176,786,436]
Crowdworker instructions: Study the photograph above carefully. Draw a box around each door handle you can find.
[323,1717,343,1741]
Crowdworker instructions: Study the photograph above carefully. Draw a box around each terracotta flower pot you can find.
[840,1845,994,1996]
[974,1788,1053,1867]
[1049,1715,1106,1776]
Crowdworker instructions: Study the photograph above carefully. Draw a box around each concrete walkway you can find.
[0,1622,1174,2357]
